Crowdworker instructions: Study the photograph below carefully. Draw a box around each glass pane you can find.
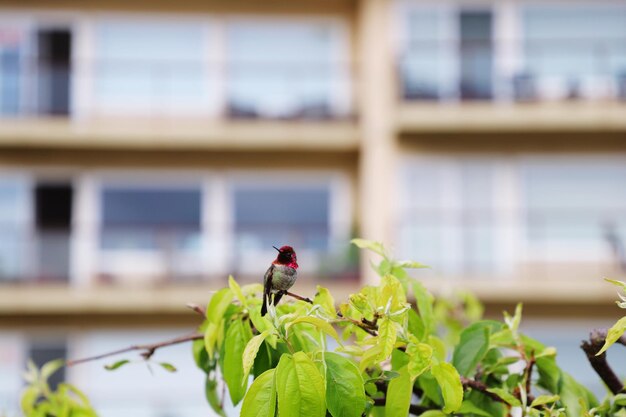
[399,160,495,274]
[233,185,330,250]
[94,21,209,112]
[101,187,201,250]
[523,160,626,244]
[226,22,338,118]
[0,26,25,115]
[401,9,455,100]
[523,6,626,79]
[0,180,28,281]
[459,11,493,100]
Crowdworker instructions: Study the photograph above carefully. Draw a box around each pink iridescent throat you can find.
[273,259,299,269]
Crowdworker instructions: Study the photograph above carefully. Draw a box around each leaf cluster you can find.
[20,359,98,417]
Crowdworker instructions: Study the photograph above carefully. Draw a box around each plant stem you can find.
[581,328,626,395]
[66,332,202,366]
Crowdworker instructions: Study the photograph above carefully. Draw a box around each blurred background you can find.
[0,0,625,415]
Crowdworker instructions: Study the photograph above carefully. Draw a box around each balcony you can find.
[396,37,626,133]
[0,55,358,151]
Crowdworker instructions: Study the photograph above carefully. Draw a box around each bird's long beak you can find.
[272,246,282,253]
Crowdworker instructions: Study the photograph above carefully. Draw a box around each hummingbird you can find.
[261,245,299,316]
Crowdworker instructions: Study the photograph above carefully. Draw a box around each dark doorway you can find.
[34,183,73,282]
[459,11,493,100]
[37,29,71,115]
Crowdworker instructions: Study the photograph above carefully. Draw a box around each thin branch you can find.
[461,377,507,403]
[285,291,313,304]
[286,290,379,336]
[186,302,206,317]
[524,352,536,399]
[332,317,378,337]
[66,332,203,367]
[581,328,626,395]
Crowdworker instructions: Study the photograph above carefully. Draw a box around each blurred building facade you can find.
[0,0,625,415]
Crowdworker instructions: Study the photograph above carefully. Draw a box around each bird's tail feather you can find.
[261,292,268,316]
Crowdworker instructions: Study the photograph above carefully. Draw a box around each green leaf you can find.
[206,288,234,325]
[275,352,326,417]
[377,317,397,361]
[596,316,626,355]
[397,260,430,269]
[229,275,247,307]
[431,362,463,413]
[486,387,521,407]
[605,278,626,291]
[385,367,412,417]
[41,359,65,382]
[417,371,443,406]
[324,352,366,417]
[104,359,130,371]
[360,345,383,372]
[504,303,523,333]
[559,371,598,414]
[286,316,341,344]
[242,330,272,384]
[159,362,177,372]
[535,356,561,394]
[452,322,491,377]
[351,238,387,258]
[205,376,226,417]
[406,340,432,380]
[314,285,337,318]
[20,386,39,414]
[530,395,559,407]
[222,319,252,405]
[241,369,277,417]
[412,281,434,338]
[192,337,211,373]
[204,321,220,360]
[418,412,447,417]
[457,399,493,417]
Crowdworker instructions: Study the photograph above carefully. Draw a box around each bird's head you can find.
[273,245,298,268]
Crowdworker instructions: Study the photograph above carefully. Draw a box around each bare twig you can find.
[285,291,313,304]
[66,332,203,367]
[332,317,378,337]
[524,352,536,399]
[186,302,206,317]
[581,328,626,395]
[461,377,506,403]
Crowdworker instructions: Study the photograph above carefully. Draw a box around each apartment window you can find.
[459,10,493,100]
[401,9,455,100]
[522,5,626,100]
[93,21,210,114]
[226,21,348,119]
[522,160,626,253]
[400,7,493,101]
[398,159,495,275]
[0,26,24,115]
[100,187,202,251]
[0,179,29,281]
[233,184,330,251]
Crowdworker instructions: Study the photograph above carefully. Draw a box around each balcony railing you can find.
[397,207,626,282]
[398,37,626,102]
[0,224,357,286]
[0,56,355,120]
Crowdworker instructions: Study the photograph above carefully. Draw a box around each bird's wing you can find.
[261,264,275,316]
[263,264,275,296]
